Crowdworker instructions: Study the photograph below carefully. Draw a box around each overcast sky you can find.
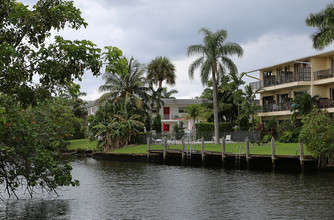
[22,0,334,100]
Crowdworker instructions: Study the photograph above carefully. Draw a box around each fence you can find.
[137,131,261,145]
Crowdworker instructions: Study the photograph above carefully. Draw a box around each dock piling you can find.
[271,137,276,169]
[163,136,167,161]
[299,141,304,170]
[147,137,150,162]
[201,136,205,164]
[222,137,226,165]
[181,137,185,164]
[245,137,250,169]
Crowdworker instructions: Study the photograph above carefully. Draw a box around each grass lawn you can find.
[67,139,98,150]
[112,142,312,156]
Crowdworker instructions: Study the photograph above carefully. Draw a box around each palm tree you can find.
[240,85,261,131]
[184,104,204,137]
[290,92,320,118]
[187,27,243,144]
[240,100,261,131]
[99,57,149,110]
[147,56,176,117]
[161,87,178,99]
[306,3,334,49]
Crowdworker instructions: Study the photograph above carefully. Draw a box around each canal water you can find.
[1,157,334,219]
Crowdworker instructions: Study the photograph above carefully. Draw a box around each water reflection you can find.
[0,199,70,219]
[1,157,334,219]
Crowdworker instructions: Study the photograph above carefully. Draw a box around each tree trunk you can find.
[156,80,163,118]
[212,71,220,144]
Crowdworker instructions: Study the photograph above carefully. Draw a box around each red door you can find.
[163,123,170,132]
[163,107,170,119]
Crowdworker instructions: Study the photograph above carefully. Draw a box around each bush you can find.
[299,108,334,164]
[263,134,272,143]
[277,120,300,143]
[173,122,185,140]
[153,115,162,133]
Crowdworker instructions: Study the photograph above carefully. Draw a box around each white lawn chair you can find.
[225,135,232,142]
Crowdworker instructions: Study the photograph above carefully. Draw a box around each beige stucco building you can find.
[249,50,334,122]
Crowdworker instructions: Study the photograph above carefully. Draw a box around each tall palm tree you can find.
[187,27,243,144]
[99,57,149,110]
[147,56,176,117]
[306,3,334,49]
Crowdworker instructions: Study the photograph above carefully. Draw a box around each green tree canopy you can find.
[0,0,106,199]
[99,57,149,110]
[0,0,102,106]
[300,108,334,167]
[306,3,334,50]
[147,56,176,118]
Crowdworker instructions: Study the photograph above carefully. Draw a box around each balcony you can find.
[250,68,311,91]
[163,114,184,120]
[314,68,334,80]
[319,99,334,108]
[262,102,291,112]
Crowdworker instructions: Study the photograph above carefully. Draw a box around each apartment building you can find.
[249,50,334,122]
[155,98,210,133]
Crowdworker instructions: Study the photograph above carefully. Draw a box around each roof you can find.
[85,99,99,108]
[85,98,211,109]
[160,98,211,105]
[246,49,334,74]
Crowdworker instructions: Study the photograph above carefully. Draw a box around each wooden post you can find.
[163,136,167,162]
[246,137,250,164]
[299,141,304,170]
[222,137,226,164]
[147,137,151,162]
[271,137,276,169]
[201,136,205,164]
[181,137,185,164]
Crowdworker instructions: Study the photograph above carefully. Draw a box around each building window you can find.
[178,107,185,113]
[152,109,157,113]
[331,88,334,100]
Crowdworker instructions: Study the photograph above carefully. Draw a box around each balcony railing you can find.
[314,68,334,80]
[319,99,334,108]
[250,81,263,91]
[262,102,291,112]
[250,68,311,90]
[163,114,184,120]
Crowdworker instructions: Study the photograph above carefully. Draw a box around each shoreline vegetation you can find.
[67,139,312,156]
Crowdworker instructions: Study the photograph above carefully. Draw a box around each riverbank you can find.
[67,139,320,171]
[67,139,312,155]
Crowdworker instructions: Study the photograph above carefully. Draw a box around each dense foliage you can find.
[299,108,334,167]
[0,0,104,199]
[87,100,145,151]
[0,97,80,199]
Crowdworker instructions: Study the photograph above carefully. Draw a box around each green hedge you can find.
[196,122,233,140]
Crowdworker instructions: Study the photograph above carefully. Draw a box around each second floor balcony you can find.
[250,68,311,91]
[163,114,184,120]
[314,68,334,80]
[260,99,334,113]
[262,102,291,112]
